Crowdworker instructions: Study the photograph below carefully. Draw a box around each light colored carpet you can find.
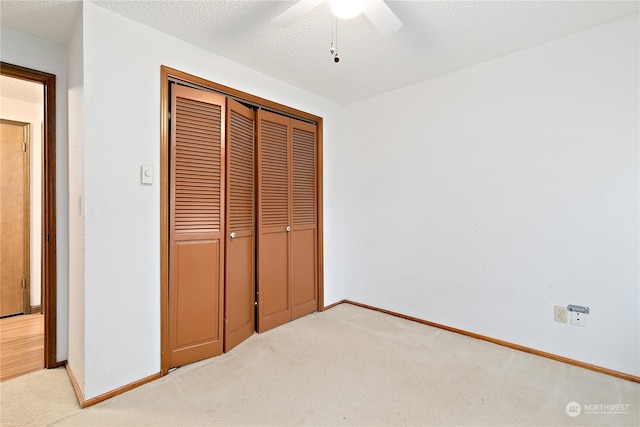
[1,303,638,426]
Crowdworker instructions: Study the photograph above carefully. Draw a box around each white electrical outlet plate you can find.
[554,305,567,323]
[571,311,587,327]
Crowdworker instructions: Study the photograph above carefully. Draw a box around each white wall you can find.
[343,16,639,376]
[66,8,85,395]
[0,95,43,307]
[0,27,69,362]
[77,2,344,399]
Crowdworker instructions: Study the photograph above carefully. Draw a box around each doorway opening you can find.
[0,62,57,377]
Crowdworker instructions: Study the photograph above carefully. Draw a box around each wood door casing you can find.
[1,62,57,368]
[224,99,255,351]
[168,85,225,368]
[0,120,30,317]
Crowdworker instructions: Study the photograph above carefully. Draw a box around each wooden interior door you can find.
[0,120,30,317]
[256,110,291,332]
[168,85,225,368]
[224,99,255,351]
[291,120,318,320]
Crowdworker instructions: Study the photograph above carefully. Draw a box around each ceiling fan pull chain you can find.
[333,15,340,63]
[330,14,336,57]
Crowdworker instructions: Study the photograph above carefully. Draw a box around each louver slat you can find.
[292,127,316,226]
[259,119,289,229]
[174,97,222,234]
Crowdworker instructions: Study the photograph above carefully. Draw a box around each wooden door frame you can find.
[1,62,57,368]
[160,65,324,375]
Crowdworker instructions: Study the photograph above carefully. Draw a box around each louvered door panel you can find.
[257,110,291,332]
[292,126,316,226]
[174,97,222,234]
[291,120,318,319]
[225,99,255,351]
[169,85,225,368]
[228,105,254,231]
[259,118,289,230]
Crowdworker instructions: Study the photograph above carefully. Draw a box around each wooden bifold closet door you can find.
[224,99,256,352]
[168,85,225,368]
[290,119,318,319]
[256,110,318,333]
[166,78,319,370]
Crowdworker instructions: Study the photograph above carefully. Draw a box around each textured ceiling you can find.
[0,0,81,44]
[0,75,44,104]
[1,1,638,104]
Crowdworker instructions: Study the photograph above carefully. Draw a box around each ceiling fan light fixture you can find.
[330,0,365,19]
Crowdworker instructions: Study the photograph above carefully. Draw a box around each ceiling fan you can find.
[273,0,403,37]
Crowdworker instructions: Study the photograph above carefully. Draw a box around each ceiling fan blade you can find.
[272,0,326,27]
[363,0,402,37]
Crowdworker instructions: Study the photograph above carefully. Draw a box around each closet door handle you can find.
[230,232,236,239]
[286,226,291,232]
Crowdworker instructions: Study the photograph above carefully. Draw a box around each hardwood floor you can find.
[0,314,44,382]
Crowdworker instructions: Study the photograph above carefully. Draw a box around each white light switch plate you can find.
[141,165,153,184]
